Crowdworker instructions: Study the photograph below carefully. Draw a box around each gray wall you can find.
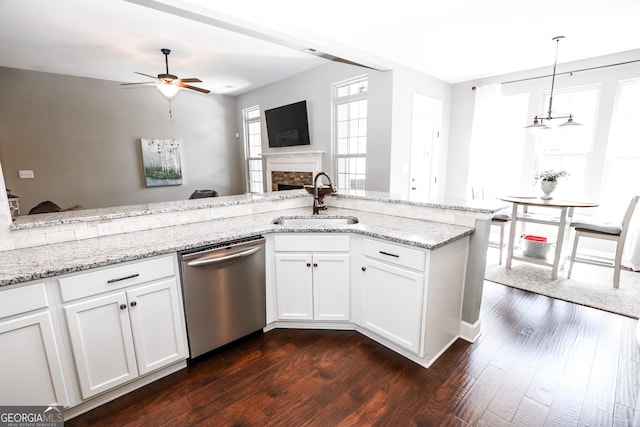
[0,67,244,214]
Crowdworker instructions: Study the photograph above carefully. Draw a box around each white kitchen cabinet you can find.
[312,254,350,321]
[361,258,424,353]
[274,253,313,319]
[0,282,69,406]
[360,239,425,353]
[274,253,350,321]
[126,280,187,375]
[273,234,350,321]
[358,238,428,354]
[61,255,187,399]
[357,236,469,365]
[64,291,138,398]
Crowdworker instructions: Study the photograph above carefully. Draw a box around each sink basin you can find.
[272,216,359,226]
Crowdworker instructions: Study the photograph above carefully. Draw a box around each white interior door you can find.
[409,94,442,200]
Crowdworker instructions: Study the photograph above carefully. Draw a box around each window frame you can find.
[242,105,264,193]
[332,75,368,191]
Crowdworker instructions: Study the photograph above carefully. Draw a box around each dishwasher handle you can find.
[186,245,263,267]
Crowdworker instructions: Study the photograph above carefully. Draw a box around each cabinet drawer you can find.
[0,283,48,318]
[274,234,350,252]
[58,255,175,302]
[363,238,425,271]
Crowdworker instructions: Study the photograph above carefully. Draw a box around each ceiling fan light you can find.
[157,83,179,99]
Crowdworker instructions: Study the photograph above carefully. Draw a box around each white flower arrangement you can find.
[534,169,569,182]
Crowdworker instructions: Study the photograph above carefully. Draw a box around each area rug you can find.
[484,249,640,319]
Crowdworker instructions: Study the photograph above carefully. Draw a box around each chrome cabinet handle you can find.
[107,273,140,284]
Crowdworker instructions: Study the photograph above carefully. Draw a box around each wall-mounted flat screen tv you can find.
[265,100,311,148]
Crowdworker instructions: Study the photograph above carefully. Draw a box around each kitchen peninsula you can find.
[0,190,505,419]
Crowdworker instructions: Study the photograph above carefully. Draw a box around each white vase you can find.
[540,179,558,199]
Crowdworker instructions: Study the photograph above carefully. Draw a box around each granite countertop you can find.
[10,189,506,230]
[0,207,473,287]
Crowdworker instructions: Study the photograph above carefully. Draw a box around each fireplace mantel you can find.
[264,151,325,192]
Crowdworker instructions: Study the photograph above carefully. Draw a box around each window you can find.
[534,86,600,198]
[468,84,528,199]
[601,79,640,210]
[333,76,367,191]
[243,106,263,193]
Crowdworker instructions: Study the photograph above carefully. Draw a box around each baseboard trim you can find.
[459,320,481,343]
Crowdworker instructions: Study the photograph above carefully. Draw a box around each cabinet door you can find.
[0,311,69,406]
[362,258,424,353]
[313,254,350,321]
[275,253,314,320]
[126,278,187,375]
[65,292,138,399]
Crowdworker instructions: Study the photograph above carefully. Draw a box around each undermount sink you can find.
[272,216,359,226]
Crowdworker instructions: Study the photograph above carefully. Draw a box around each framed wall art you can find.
[140,138,183,187]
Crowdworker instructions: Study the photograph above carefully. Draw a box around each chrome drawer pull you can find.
[379,251,399,258]
[107,273,140,284]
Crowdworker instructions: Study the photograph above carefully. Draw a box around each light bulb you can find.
[157,83,179,99]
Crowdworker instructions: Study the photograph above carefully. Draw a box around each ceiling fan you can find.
[121,48,210,99]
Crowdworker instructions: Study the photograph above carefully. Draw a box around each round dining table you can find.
[496,196,599,279]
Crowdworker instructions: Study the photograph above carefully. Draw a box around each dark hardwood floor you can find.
[65,281,640,426]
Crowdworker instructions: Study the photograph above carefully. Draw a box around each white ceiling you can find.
[0,0,639,95]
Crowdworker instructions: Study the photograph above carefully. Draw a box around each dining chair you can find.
[472,186,511,265]
[567,195,639,288]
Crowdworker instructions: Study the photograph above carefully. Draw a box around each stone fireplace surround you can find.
[271,172,312,191]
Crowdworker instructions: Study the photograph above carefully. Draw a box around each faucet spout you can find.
[312,172,337,215]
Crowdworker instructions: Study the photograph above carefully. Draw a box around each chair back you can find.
[620,196,640,245]
[189,189,218,199]
[471,186,484,200]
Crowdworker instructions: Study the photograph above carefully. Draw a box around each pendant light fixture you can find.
[525,36,581,130]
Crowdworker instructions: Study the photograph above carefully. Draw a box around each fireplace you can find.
[271,171,312,191]
[263,151,324,192]
[277,183,304,191]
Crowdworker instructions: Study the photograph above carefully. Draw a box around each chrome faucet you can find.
[312,172,337,215]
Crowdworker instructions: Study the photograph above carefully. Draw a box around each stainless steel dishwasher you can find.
[179,236,266,359]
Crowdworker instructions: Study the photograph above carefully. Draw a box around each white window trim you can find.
[243,105,263,193]
[332,75,368,191]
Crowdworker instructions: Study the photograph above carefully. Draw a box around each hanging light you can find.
[525,36,581,129]
[156,81,180,99]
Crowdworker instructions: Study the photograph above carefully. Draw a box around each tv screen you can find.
[265,101,311,148]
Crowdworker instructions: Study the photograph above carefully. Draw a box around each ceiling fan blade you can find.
[178,78,202,83]
[177,83,211,94]
[120,82,156,86]
[134,71,158,79]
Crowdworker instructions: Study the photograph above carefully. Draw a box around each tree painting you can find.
[140,138,183,186]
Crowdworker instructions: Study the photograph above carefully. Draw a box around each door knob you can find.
[130,301,137,307]
[361,266,366,272]
[119,304,127,310]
